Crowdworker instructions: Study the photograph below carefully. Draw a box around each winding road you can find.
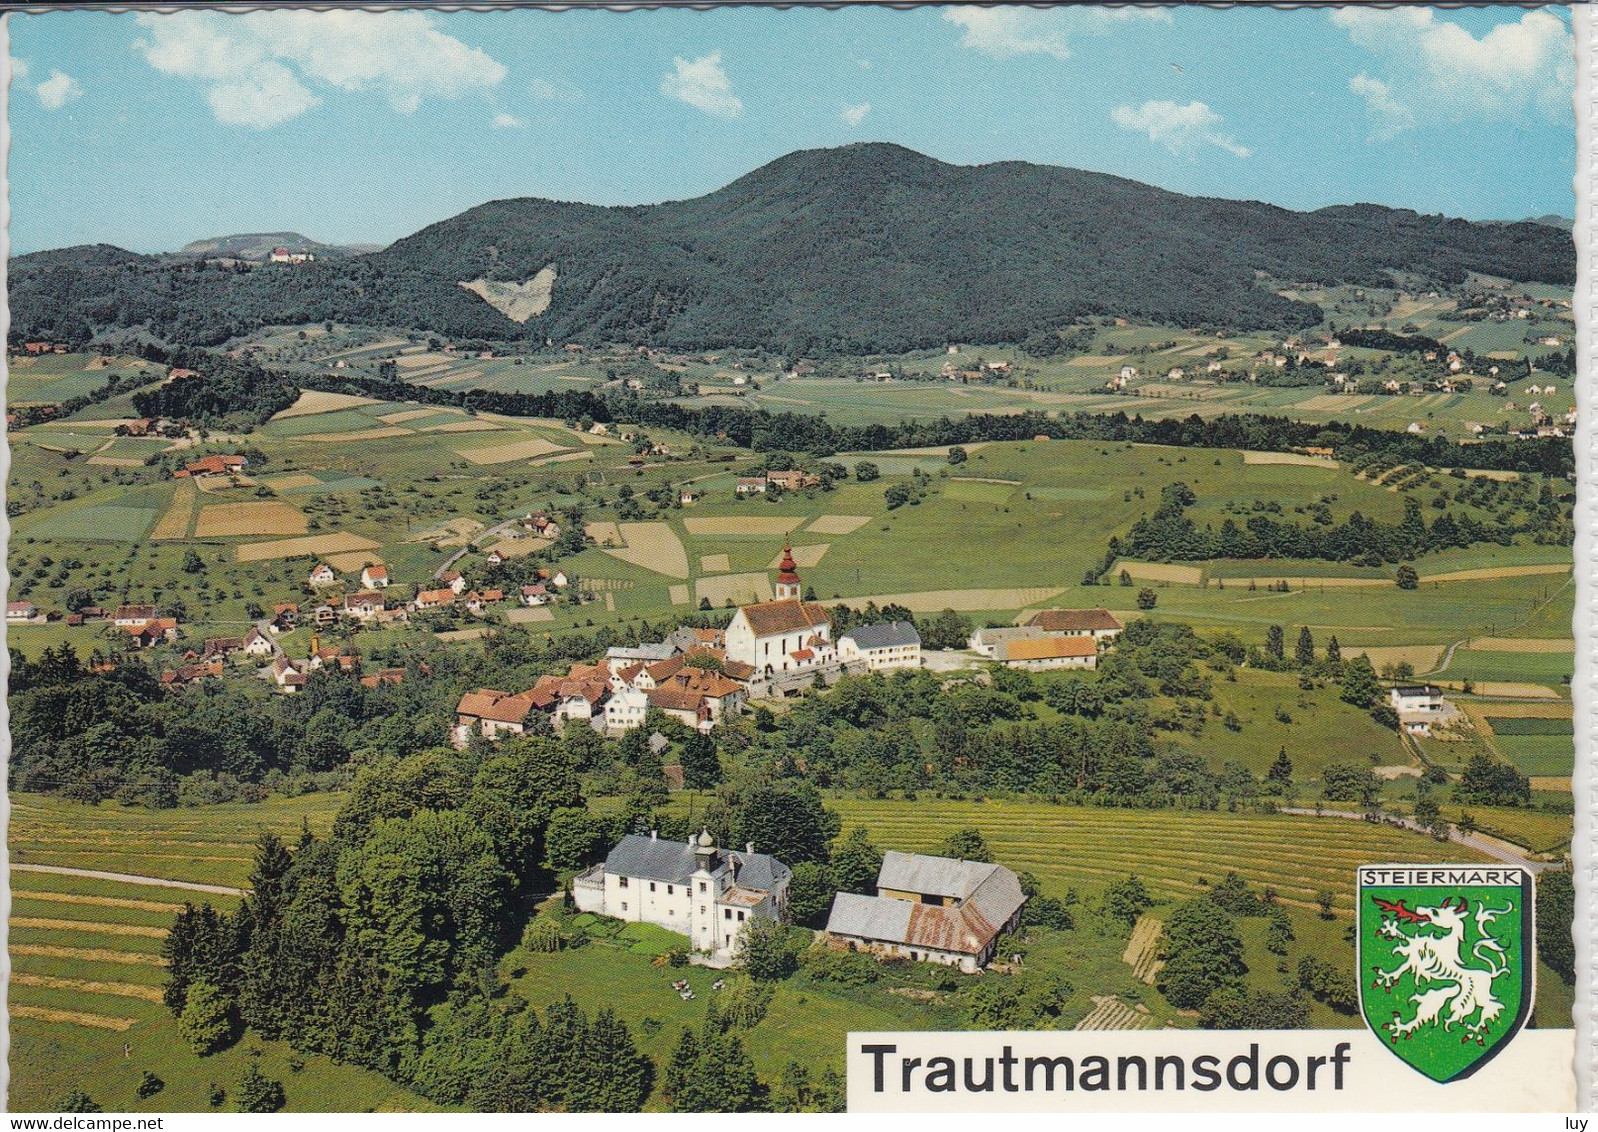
[1277,808,1553,873]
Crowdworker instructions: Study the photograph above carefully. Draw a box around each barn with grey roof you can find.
[824,850,1026,972]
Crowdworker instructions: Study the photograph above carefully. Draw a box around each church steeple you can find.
[774,541,801,601]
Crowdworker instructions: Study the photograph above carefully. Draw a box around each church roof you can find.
[740,598,830,637]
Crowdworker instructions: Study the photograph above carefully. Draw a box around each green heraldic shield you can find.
[1357,865,1534,1083]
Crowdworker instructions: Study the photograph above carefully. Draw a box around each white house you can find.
[838,621,921,671]
[242,627,276,657]
[308,563,337,588]
[572,831,792,960]
[360,563,390,589]
[343,591,386,622]
[6,601,36,622]
[824,851,1026,973]
[1389,684,1452,735]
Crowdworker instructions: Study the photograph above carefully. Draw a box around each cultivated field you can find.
[7,793,442,1113]
[193,501,308,538]
[233,532,379,564]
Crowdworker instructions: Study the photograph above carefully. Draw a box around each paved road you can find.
[11,862,247,896]
[435,517,520,580]
[1277,808,1552,873]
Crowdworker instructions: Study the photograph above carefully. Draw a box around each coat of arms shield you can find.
[1357,865,1535,1083]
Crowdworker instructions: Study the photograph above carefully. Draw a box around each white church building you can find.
[573,830,792,959]
[723,544,834,678]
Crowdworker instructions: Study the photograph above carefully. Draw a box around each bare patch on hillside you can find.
[459,266,557,323]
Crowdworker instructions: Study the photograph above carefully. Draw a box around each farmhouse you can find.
[160,660,224,688]
[837,622,921,670]
[308,563,338,588]
[969,625,1099,668]
[520,584,550,606]
[765,469,820,492]
[414,588,456,610]
[640,668,746,731]
[7,601,36,622]
[360,563,390,589]
[113,604,158,627]
[439,570,467,594]
[572,830,792,960]
[201,636,243,659]
[173,454,247,479]
[996,635,1098,670]
[1024,608,1123,639]
[455,688,538,743]
[123,618,180,648]
[242,628,276,657]
[343,591,386,621]
[736,477,768,495]
[824,851,1026,973]
[270,603,299,633]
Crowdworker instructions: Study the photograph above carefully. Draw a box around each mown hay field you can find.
[235,532,379,563]
[806,514,872,535]
[193,501,308,538]
[270,390,382,420]
[683,516,801,537]
[598,522,689,578]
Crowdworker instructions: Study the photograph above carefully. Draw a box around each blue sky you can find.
[6,5,1577,254]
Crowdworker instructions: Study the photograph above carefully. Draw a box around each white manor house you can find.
[573,830,792,960]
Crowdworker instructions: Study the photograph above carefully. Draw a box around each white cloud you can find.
[11,57,30,82]
[841,102,871,127]
[36,70,82,111]
[660,50,742,119]
[528,77,581,103]
[1111,99,1250,158]
[132,10,506,129]
[492,112,525,130]
[1348,74,1414,142]
[207,61,318,128]
[1330,8,1573,138]
[943,6,1170,61]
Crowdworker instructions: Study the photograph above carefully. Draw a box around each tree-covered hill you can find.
[10,143,1574,353]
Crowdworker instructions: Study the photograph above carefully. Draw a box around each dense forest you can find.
[10,144,1574,353]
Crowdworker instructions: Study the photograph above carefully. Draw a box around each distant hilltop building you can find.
[824,851,1026,972]
[573,830,792,960]
[269,247,315,264]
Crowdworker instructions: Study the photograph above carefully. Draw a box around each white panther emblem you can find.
[1369,895,1514,1047]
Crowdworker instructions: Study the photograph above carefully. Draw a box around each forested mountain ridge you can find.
[10,143,1574,353]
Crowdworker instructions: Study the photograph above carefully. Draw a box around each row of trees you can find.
[1115,484,1545,569]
